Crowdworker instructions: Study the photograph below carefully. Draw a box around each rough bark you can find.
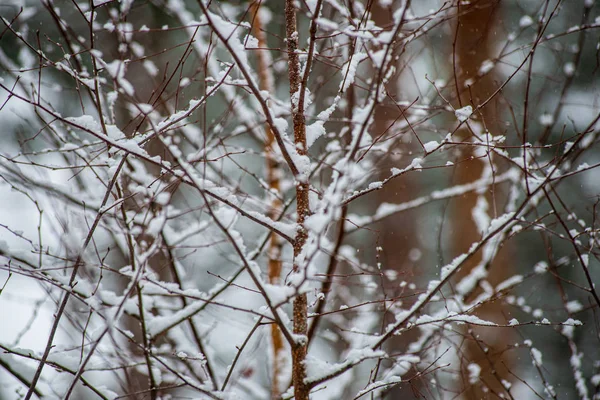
[284,0,310,398]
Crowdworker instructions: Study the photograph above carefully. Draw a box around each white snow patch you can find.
[539,113,554,126]
[423,140,439,153]
[467,363,481,384]
[534,260,548,274]
[565,300,583,314]
[455,105,473,122]
[478,59,495,76]
[531,348,543,366]
[340,53,368,92]
[519,15,534,28]
[564,62,575,77]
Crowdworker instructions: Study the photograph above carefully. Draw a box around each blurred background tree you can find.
[0,0,599,399]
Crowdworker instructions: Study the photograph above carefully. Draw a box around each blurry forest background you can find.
[1,0,600,399]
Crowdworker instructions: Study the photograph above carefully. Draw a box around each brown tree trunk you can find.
[452,1,515,397]
[249,3,286,398]
[285,1,310,399]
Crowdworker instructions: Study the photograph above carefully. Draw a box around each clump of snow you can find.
[565,300,583,314]
[304,348,386,383]
[576,162,590,172]
[563,318,582,326]
[564,62,575,77]
[340,53,367,92]
[138,103,153,114]
[478,59,495,76]
[104,59,135,97]
[306,97,339,148]
[534,260,548,274]
[408,248,422,262]
[446,313,496,326]
[245,34,259,49]
[305,212,330,234]
[423,140,439,153]
[495,275,523,291]
[410,157,423,170]
[539,113,554,126]
[467,363,481,384]
[264,284,295,305]
[455,105,473,122]
[273,118,288,136]
[471,196,490,234]
[143,60,159,76]
[384,269,398,281]
[562,324,575,339]
[519,15,534,28]
[531,347,543,366]
[564,141,575,154]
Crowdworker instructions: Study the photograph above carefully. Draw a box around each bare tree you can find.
[1,1,599,399]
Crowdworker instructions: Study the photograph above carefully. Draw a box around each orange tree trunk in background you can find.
[452,1,515,398]
[249,2,285,398]
[372,0,417,302]
[370,3,419,398]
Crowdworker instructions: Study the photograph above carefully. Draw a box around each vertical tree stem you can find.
[284,0,309,398]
